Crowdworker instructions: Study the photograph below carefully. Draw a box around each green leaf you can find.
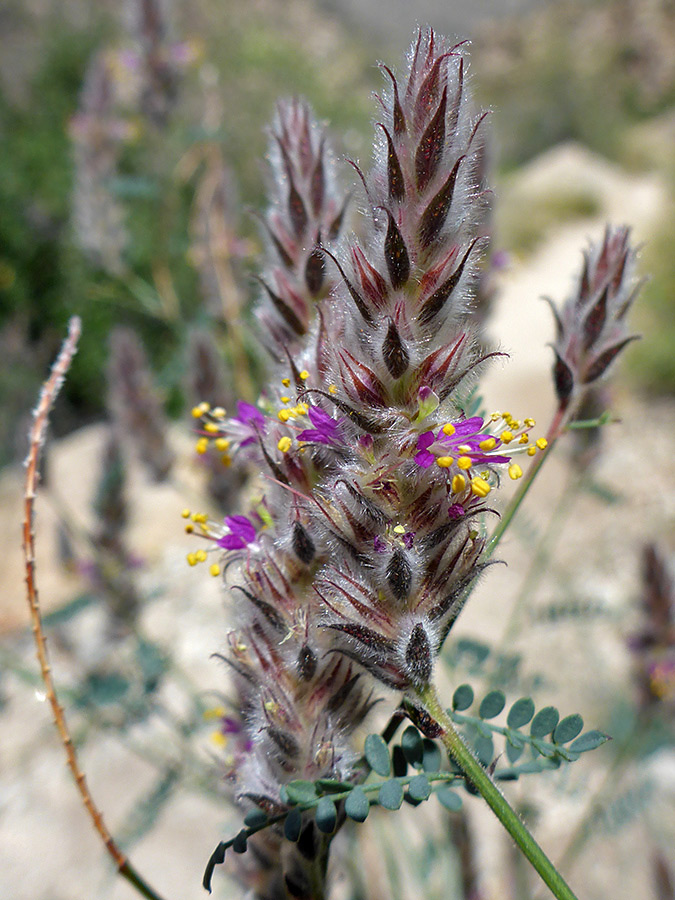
[315,796,337,834]
[474,734,494,766]
[232,829,247,854]
[531,737,556,758]
[506,740,525,764]
[531,706,559,738]
[315,779,353,793]
[378,779,404,810]
[569,730,611,754]
[507,697,535,729]
[421,739,441,773]
[401,726,424,767]
[408,774,431,801]
[284,807,302,842]
[479,690,506,719]
[244,809,268,829]
[345,786,369,822]
[554,714,584,744]
[437,786,462,811]
[285,780,318,805]
[452,684,474,711]
[365,734,391,776]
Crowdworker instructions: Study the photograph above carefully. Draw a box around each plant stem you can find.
[414,683,579,900]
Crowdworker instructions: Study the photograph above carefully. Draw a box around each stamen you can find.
[479,437,496,451]
[471,476,491,497]
[278,436,292,453]
[508,463,523,480]
[500,431,513,444]
[436,456,454,467]
[451,474,466,492]
[457,456,472,470]
[536,437,548,450]
[442,423,456,436]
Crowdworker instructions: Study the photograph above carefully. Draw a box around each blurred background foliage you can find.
[0,0,673,470]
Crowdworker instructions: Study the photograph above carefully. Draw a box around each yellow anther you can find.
[519,434,529,444]
[278,409,291,423]
[209,563,221,577]
[282,377,290,387]
[508,463,523,480]
[280,396,290,404]
[277,436,292,453]
[296,402,309,414]
[393,524,406,534]
[536,437,548,450]
[186,552,198,566]
[191,512,208,523]
[215,438,230,451]
[204,422,219,433]
[457,444,471,453]
[442,423,456,436]
[195,437,209,454]
[502,412,512,421]
[210,731,227,748]
[457,456,473,470]
[264,700,278,714]
[221,454,232,467]
[185,523,194,534]
[471,476,491,497]
[451,474,466,493]
[329,384,338,394]
[509,420,520,430]
[527,446,537,456]
[500,430,514,444]
[299,370,310,380]
[203,705,225,720]
[195,549,208,563]
[490,412,501,422]
[524,418,535,427]
[479,437,497,451]
[212,406,226,418]
[181,508,191,518]
[436,456,454,468]
[191,405,203,419]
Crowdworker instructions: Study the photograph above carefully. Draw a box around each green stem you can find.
[414,683,579,900]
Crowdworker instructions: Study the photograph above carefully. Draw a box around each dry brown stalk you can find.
[22,316,168,900]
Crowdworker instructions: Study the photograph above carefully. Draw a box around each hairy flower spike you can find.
[547,226,641,409]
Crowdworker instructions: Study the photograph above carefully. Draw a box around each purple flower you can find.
[298,405,342,445]
[448,504,465,519]
[414,416,512,470]
[233,401,266,447]
[373,535,387,553]
[217,515,256,550]
[414,430,436,468]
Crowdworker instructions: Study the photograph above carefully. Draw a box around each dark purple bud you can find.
[405,702,444,738]
[415,86,447,192]
[304,246,325,297]
[259,279,306,336]
[262,218,294,268]
[382,319,409,378]
[583,336,639,384]
[387,549,412,600]
[322,248,373,324]
[288,177,308,238]
[328,194,350,242]
[417,155,464,248]
[379,64,407,135]
[310,142,325,215]
[581,283,608,352]
[327,673,361,714]
[415,53,447,128]
[541,295,563,342]
[446,58,464,139]
[292,521,315,564]
[383,209,410,288]
[379,124,405,202]
[553,349,575,406]
[405,623,433,685]
[418,238,476,325]
[297,644,317,681]
[325,622,396,654]
[268,726,300,760]
[233,586,285,633]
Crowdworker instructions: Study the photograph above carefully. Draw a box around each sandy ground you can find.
[1,143,674,900]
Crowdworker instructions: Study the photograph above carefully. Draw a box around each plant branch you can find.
[414,682,580,900]
[22,316,169,900]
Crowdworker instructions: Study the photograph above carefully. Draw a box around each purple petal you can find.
[235,401,266,428]
[451,416,484,436]
[417,430,435,451]
[217,533,247,550]
[224,514,256,543]
[448,504,465,519]
[402,532,415,549]
[373,535,387,553]
[307,405,337,430]
[297,428,331,444]
[414,449,435,468]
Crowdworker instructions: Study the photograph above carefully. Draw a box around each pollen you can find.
[203,705,225,720]
[191,405,204,419]
[210,731,227,748]
[204,422,219,433]
[329,384,338,394]
[527,446,537,456]
[508,463,523,480]
[278,409,291,423]
[280,396,290,404]
[209,563,221,577]
[519,434,529,444]
[471,476,491,497]
[393,524,406,534]
[221,454,232,467]
[277,436,292,453]
[536,437,548,450]
[186,552,198,566]
[299,370,310,380]
[195,437,209,454]
[195,549,208,563]
[451,474,466,493]
[436,456,454,468]
[185,523,194,533]
[524,418,536,427]
[479,437,497,451]
[282,377,291,387]
[215,438,230,451]
[295,402,309,415]
[500,431,514,444]
[457,456,473,470]
[442,423,456,436]
[212,406,226,418]
[181,508,191,518]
